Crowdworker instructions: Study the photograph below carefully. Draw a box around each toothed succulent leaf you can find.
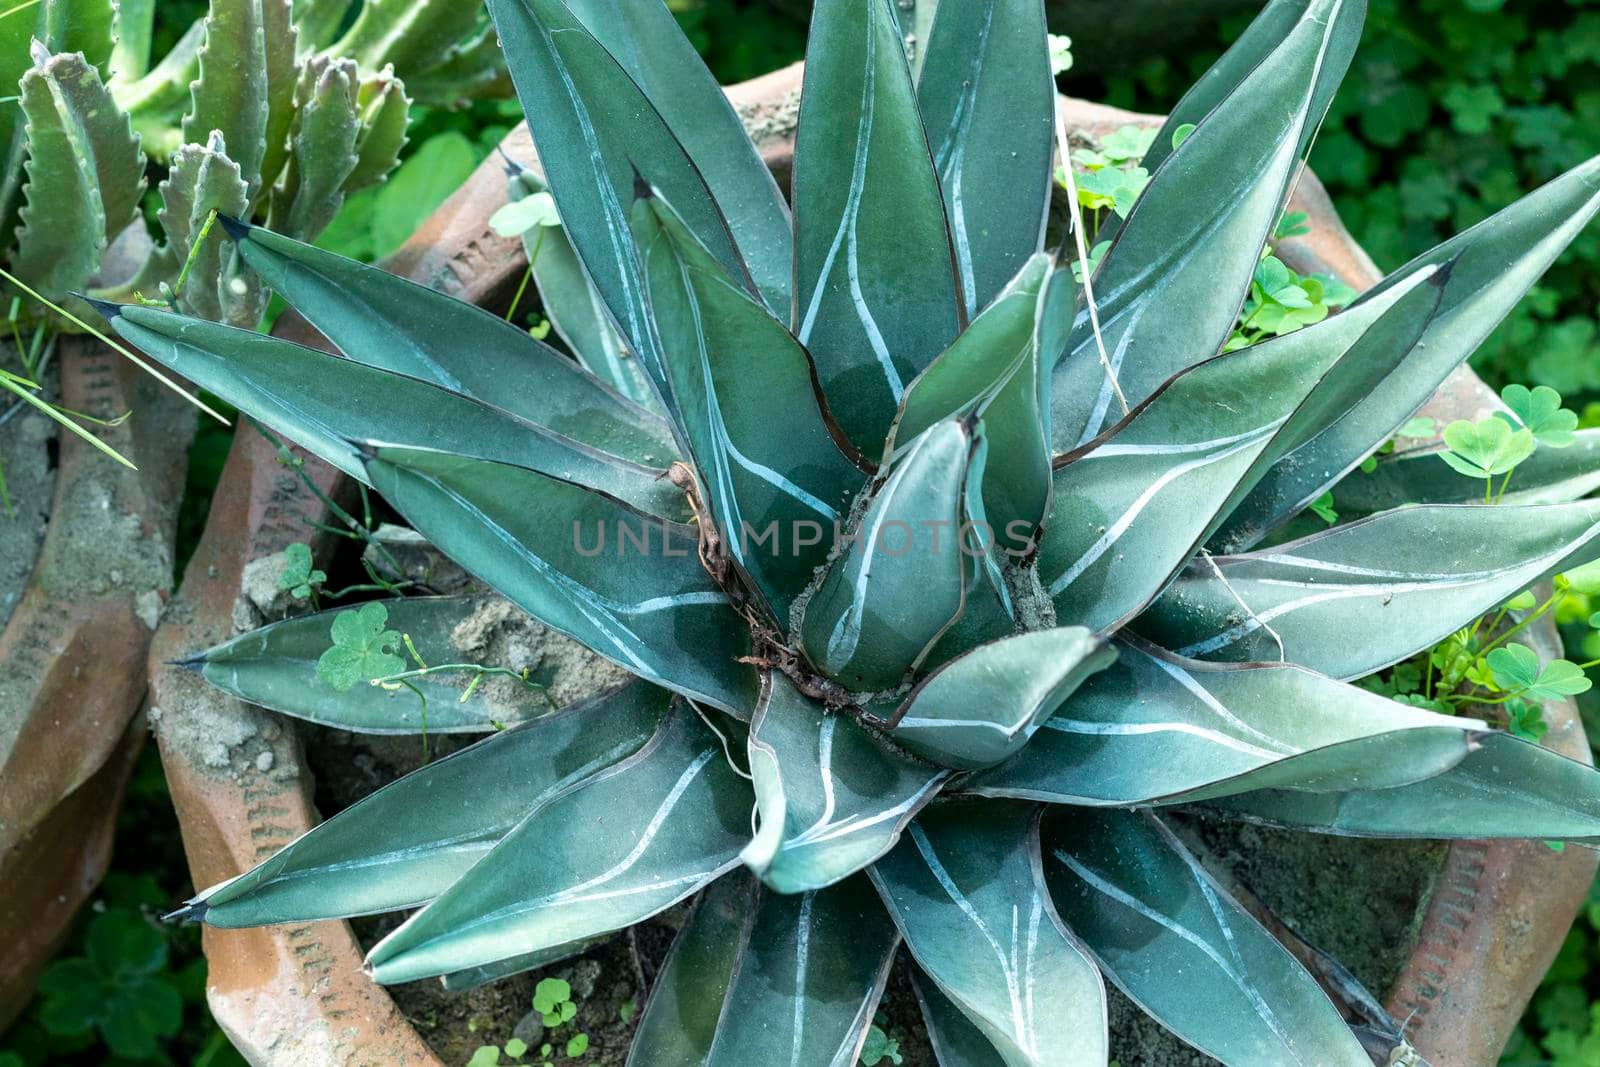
[11,45,145,298]
[156,131,254,323]
[182,0,298,198]
[270,55,361,240]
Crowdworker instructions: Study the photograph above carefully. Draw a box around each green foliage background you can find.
[7,1,1600,1064]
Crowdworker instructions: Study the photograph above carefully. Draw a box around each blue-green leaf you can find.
[1331,429,1600,518]
[365,697,750,984]
[1216,154,1600,549]
[909,968,1008,1067]
[800,419,976,691]
[635,191,866,618]
[186,595,624,733]
[183,0,298,195]
[916,0,1053,315]
[889,254,1054,554]
[485,0,750,396]
[1041,809,1369,1065]
[793,0,963,452]
[629,872,898,1066]
[1208,731,1600,843]
[973,639,1480,805]
[509,168,658,410]
[223,220,676,468]
[367,446,758,716]
[1051,0,1356,449]
[743,673,950,894]
[1137,500,1600,679]
[180,681,670,927]
[1040,271,1440,632]
[560,0,793,314]
[1139,0,1364,178]
[103,303,684,518]
[870,801,1108,1067]
[888,628,1114,770]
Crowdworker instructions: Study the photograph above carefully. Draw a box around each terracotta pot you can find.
[0,285,195,1025]
[148,63,1594,1066]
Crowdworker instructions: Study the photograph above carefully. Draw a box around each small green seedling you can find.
[316,603,406,693]
[490,191,563,240]
[534,977,577,1028]
[860,1024,904,1065]
[277,543,327,602]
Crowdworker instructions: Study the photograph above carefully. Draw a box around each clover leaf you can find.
[35,911,183,1060]
[1047,33,1073,76]
[1499,383,1579,448]
[1439,417,1535,479]
[1487,644,1594,701]
[1076,165,1150,218]
[533,977,577,1027]
[1071,240,1110,283]
[1097,124,1157,163]
[489,191,562,239]
[315,602,406,692]
[1274,210,1312,240]
[277,542,326,600]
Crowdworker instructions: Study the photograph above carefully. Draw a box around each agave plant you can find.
[97,0,1600,1061]
[2,0,507,320]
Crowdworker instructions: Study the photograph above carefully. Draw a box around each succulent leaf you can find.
[485,0,750,395]
[364,696,751,984]
[888,627,1113,771]
[635,190,865,619]
[11,45,145,298]
[181,681,671,927]
[973,638,1481,805]
[104,302,684,514]
[1040,266,1440,632]
[0,0,118,236]
[1051,0,1356,449]
[792,0,963,452]
[743,672,950,893]
[1215,154,1600,550]
[270,55,361,241]
[111,0,156,83]
[1138,499,1600,678]
[1332,428,1600,517]
[915,0,1053,316]
[629,872,898,1065]
[399,27,513,109]
[330,0,482,80]
[508,168,657,410]
[1140,0,1365,179]
[156,131,253,323]
[1040,808,1371,1065]
[212,222,677,468]
[1207,731,1600,842]
[289,0,349,52]
[189,595,572,733]
[800,419,976,692]
[891,253,1054,554]
[182,0,298,198]
[908,968,1009,1067]
[560,0,794,315]
[367,445,759,715]
[346,65,410,193]
[870,801,1109,1067]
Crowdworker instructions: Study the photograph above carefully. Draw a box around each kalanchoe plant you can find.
[94,0,1600,1061]
[1,0,507,323]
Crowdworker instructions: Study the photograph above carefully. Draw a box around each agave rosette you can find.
[109,0,1600,1062]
